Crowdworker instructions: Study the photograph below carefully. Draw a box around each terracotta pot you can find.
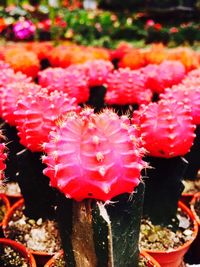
[188,192,200,263]
[0,194,10,228]
[44,250,63,267]
[0,238,36,267]
[44,250,161,267]
[190,192,200,224]
[142,201,198,267]
[2,198,56,266]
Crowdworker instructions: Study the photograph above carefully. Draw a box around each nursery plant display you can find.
[0,29,199,267]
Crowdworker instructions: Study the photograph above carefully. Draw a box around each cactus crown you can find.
[43,108,146,201]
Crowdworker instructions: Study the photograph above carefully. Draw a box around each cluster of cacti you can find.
[0,42,199,267]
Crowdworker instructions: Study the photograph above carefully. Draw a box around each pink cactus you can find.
[38,67,89,103]
[182,69,200,87]
[105,68,152,106]
[43,108,146,201]
[82,60,114,87]
[1,82,41,126]
[160,86,200,125]
[0,69,31,89]
[14,89,80,152]
[133,100,196,158]
[141,60,185,94]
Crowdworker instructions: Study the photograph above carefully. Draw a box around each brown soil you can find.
[50,254,155,267]
[0,199,6,223]
[140,208,194,251]
[182,178,200,194]
[4,206,62,254]
[0,245,29,267]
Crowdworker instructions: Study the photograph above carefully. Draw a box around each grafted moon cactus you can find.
[105,68,152,106]
[133,100,196,158]
[43,108,146,201]
[38,67,89,103]
[81,59,114,87]
[160,86,200,125]
[1,82,41,126]
[141,60,185,94]
[14,89,80,152]
[0,132,6,181]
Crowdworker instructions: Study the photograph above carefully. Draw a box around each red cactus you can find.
[14,89,80,152]
[141,60,185,94]
[133,100,196,158]
[38,67,89,103]
[160,86,200,125]
[105,68,152,105]
[1,82,41,126]
[43,108,146,201]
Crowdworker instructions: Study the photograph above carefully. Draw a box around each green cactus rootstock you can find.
[56,182,145,267]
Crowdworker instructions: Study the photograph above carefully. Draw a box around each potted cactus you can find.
[42,108,147,267]
[133,99,198,266]
[159,75,200,203]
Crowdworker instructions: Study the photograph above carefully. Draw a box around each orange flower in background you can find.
[25,42,54,60]
[48,45,110,67]
[4,48,40,78]
[143,43,167,65]
[118,49,146,69]
[0,18,6,33]
[47,45,81,67]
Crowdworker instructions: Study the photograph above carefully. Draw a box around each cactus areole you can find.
[43,108,146,201]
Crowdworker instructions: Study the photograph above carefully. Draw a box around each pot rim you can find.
[2,198,56,257]
[190,192,200,225]
[141,201,199,254]
[140,250,161,266]
[44,250,63,267]
[0,193,10,227]
[0,237,37,267]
